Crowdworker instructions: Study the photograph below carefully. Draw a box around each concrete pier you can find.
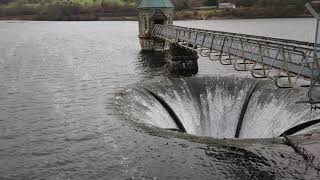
[167,44,198,75]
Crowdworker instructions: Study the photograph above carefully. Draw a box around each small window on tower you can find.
[144,17,148,31]
[154,19,165,25]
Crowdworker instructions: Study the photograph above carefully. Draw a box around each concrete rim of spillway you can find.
[114,76,320,146]
[114,107,302,147]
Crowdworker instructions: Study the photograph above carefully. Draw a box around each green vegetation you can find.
[0,0,313,20]
[217,0,308,18]
[175,0,310,19]
[206,0,218,6]
[0,0,139,20]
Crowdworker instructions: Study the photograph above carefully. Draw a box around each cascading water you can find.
[115,76,320,139]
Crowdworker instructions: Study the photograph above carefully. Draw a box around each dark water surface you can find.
[0,19,319,179]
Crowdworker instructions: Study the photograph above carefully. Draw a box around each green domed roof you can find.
[138,0,174,9]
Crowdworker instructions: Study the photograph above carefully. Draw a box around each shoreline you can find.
[0,15,313,21]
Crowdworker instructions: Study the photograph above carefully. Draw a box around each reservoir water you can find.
[1,18,319,179]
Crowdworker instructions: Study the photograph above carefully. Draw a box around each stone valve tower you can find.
[137,0,199,75]
[137,0,174,51]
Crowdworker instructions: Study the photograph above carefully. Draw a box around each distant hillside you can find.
[0,0,12,4]
[0,0,213,19]
[0,0,140,20]
[0,0,214,7]
[0,0,213,8]
[0,0,138,6]
[175,0,309,19]
[0,0,311,20]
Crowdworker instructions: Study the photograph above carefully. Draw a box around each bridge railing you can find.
[152,24,320,90]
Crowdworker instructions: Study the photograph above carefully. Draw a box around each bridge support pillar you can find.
[167,44,199,75]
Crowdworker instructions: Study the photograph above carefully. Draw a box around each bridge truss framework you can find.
[152,24,320,108]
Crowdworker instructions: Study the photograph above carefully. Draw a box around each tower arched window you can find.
[144,16,148,32]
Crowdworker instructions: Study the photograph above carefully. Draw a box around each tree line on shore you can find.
[0,0,314,20]
[0,0,139,20]
[206,0,309,19]
[175,0,310,19]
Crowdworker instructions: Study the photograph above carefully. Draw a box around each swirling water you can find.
[1,19,320,179]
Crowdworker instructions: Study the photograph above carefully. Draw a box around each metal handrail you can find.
[152,24,318,83]
[154,24,315,51]
[168,24,317,48]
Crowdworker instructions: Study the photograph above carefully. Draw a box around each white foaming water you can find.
[116,76,320,139]
[116,88,178,129]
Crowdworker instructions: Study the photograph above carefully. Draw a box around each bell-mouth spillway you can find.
[115,76,320,140]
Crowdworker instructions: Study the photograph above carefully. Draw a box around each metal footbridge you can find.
[152,24,320,107]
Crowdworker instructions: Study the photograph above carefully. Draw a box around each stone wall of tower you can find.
[137,7,199,75]
[138,9,173,51]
